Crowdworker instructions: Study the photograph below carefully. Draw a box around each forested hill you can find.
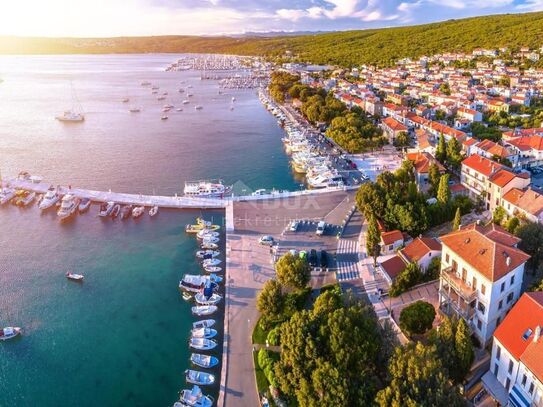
[2,11,543,67]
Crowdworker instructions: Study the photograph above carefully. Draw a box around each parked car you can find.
[258,235,274,246]
[320,250,328,270]
[309,249,318,267]
[289,220,300,232]
[316,221,326,236]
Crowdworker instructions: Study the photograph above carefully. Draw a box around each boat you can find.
[185,370,215,386]
[129,107,141,113]
[202,258,221,268]
[177,385,214,407]
[38,186,60,210]
[184,180,230,198]
[182,100,190,104]
[78,198,91,213]
[189,337,217,350]
[66,272,84,281]
[57,194,79,220]
[56,83,85,122]
[161,115,168,120]
[19,191,36,207]
[196,229,219,240]
[120,205,133,220]
[196,250,220,259]
[147,206,158,217]
[201,236,219,245]
[191,305,218,316]
[203,266,222,274]
[111,204,121,219]
[176,108,183,112]
[140,81,151,86]
[0,327,21,341]
[192,319,215,329]
[179,274,222,292]
[195,105,203,110]
[191,327,217,339]
[185,218,220,233]
[98,201,115,217]
[191,353,219,369]
[200,242,218,250]
[183,292,193,301]
[122,98,129,103]
[0,188,16,205]
[195,293,222,306]
[132,206,145,218]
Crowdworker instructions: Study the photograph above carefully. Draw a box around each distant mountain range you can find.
[1,12,543,67]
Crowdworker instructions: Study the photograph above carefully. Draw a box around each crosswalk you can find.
[335,239,361,281]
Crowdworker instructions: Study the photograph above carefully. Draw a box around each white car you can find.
[289,220,300,232]
[316,221,326,236]
[259,235,274,246]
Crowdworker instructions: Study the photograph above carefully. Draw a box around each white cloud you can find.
[516,0,543,10]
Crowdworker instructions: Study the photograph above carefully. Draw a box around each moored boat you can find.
[195,293,222,306]
[189,337,217,350]
[132,205,145,218]
[110,203,121,219]
[185,369,215,386]
[192,319,215,330]
[203,266,222,274]
[120,205,133,220]
[38,186,60,210]
[0,188,16,205]
[195,250,220,259]
[190,353,219,369]
[98,201,115,217]
[196,229,219,240]
[176,385,214,407]
[78,198,91,213]
[149,205,159,217]
[191,305,218,316]
[0,327,21,341]
[200,242,218,250]
[202,258,221,268]
[57,194,79,220]
[191,327,217,339]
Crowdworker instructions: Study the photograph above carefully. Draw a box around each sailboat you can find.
[56,82,85,122]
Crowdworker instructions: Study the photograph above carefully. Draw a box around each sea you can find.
[0,54,299,406]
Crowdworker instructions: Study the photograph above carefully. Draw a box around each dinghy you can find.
[185,369,215,386]
[190,353,219,369]
[189,337,217,350]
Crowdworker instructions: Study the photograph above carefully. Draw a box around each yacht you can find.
[185,370,215,386]
[307,173,344,189]
[98,202,115,217]
[0,188,16,205]
[184,180,230,198]
[0,327,21,341]
[190,353,219,369]
[78,198,91,213]
[38,186,60,210]
[57,194,79,220]
[176,385,214,407]
[132,206,145,218]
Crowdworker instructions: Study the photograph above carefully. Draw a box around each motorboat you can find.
[189,337,217,350]
[182,100,190,104]
[149,205,159,217]
[192,319,215,329]
[195,293,222,306]
[161,115,168,120]
[18,191,36,207]
[191,305,218,316]
[183,292,193,301]
[191,353,219,369]
[57,194,79,220]
[307,172,344,189]
[200,242,218,250]
[201,236,219,245]
[185,217,220,233]
[98,202,115,217]
[66,272,84,281]
[78,198,91,213]
[56,110,84,122]
[176,108,183,112]
[196,229,219,240]
[0,327,21,341]
[129,107,141,113]
[176,385,214,407]
[120,205,133,220]
[132,206,145,218]
[140,81,151,86]
[203,266,222,274]
[191,327,217,339]
[179,274,222,292]
[195,105,203,110]
[0,188,16,205]
[202,259,221,268]
[111,204,121,219]
[184,180,230,198]
[185,370,215,386]
[196,250,220,259]
[38,186,60,210]
[122,98,129,103]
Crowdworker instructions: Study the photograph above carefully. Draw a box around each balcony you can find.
[440,266,478,303]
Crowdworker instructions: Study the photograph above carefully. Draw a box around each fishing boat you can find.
[203,266,222,274]
[66,272,84,281]
[98,201,115,217]
[132,206,145,218]
[195,293,222,306]
[200,242,218,250]
[111,203,121,219]
[57,194,79,220]
[190,353,219,369]
[149,205,159,217]
[191,305,218,316]
[176,385,214,407]
[195,250,220,259]
[202,258,221,268]
[189,337,217,350]
[196,229,219,240]
[179,274,222,292]
[191,327,217,339]
[38,186,60,210]
[185,370,215,386]
[0,188,16,205]
[192,319,215,329]
[0,327,21,341]
[78,198,91,213]
[120,205,133,220]
[201,236,219,245]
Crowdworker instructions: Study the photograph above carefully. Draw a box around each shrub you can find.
[267,327,281,346]
[399,300,436,336]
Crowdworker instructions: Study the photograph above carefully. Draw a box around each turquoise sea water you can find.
[0,54,296,406]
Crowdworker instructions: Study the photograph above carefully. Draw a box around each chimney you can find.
[506,256,511,266]
[535,326,541,343]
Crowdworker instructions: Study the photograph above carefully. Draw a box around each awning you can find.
[509,385,531,407]
[481,370,509,406]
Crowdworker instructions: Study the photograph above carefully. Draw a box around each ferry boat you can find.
[57,194,79,220]
[0,327,21,341]
[78,198,91,213]
[175,385,214,407]
[185,370,215,386]
[98,201,115,217]
[66,272,84,281]
[183,180,230,198]
[38,186,61,210]
[190,353,219,369]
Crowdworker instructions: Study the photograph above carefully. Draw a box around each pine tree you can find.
[446,137,463,170]
[437,174,451,206]
[452,207,462,231]
[366,215,381,267]
[428,163,441,197]
[435,133,447,163]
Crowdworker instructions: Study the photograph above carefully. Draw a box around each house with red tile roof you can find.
[406,151,446,192]
[502,187,543,224]
[380,229,404,255]
[457,106,483,122]
[504,135,543,169]
[380,117,407,143]
[482,292,543,406]
[472,139,519,168]
[438,222,530,346]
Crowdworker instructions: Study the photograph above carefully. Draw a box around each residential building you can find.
[381,117,407,143]
[502,187,543,224]
[380,230,404,255]
[406,151,446,192]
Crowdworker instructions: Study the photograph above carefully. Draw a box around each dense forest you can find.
[2,11,543,67]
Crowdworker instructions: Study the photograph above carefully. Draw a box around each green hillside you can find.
[2,12,543,67]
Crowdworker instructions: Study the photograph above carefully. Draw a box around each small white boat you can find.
[200,242,218,250]
[161,115,168,120]
[189,337,217,350]
[57,194,79,220]
[195,293,222,306]
[203,266,222,274]
[232,97,236,102]
[196,250,220,259]
[191,327,217,339]
[0,188,16,205]
[202,236,219,245]
[122,98,129,103]
[196,230,219,240]
[19,191,36,207]
[78,198,91,213]
[191,353,219,369]
[191,305,218,316]
[149,205,158,217]
[0,327,21,341]
[192,319,215,329]
[98,201,115,217]
[195,105,203,110]
[176,108,183,112]
[111,204,121,218]
[182,100,190,104]
[129,107,141,113]
[66,272,84,281]
[185,369,215,386]
[202,258,221,268]
[177,385,214,407]
[132,206,145,218]
[56,110,84,122]
[180,274,222,289]
[38,186,60,210]
[157,96,166,101]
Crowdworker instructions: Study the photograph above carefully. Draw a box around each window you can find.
[529,383,534,395]
[472,277,477,290]
[501,282,505,293]
[522,328,533,340]
[508,360,513,374]
[481,284,486,295]
[477,301,486,315]
[477,319,482,331]
[496,345,501,361]
[510,275,515,286]
[498,299,503,310]
[445,253,449,264]
[507,292,514,304]
[506,378,511,390]
[388,245,393,250]
[494,363,499,376]
[522,374,527,387]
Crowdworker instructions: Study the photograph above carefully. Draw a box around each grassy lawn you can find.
[253,351,270,393]
[252,316,271,344]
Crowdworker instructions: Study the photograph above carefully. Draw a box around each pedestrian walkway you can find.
[335,238,361,281]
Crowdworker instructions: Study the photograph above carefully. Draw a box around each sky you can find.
[0,0,542,37]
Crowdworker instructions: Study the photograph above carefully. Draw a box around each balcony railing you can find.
[440,266,478,303]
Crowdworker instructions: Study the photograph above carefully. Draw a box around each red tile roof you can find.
[439,222,529,281]
[406,152,446,174]
[462,154,503,177]
[380,255,407,280]
[507,135,543,152]
[399,237,442,263]
[381,230,404,245]
[382,117,407,132]
[489,169,517,188]
[502,187,543,217]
